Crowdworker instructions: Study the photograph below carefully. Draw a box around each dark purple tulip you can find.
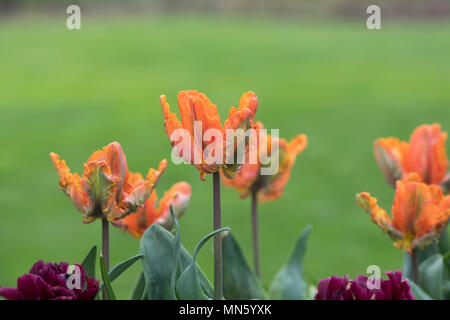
[315,270,414,300]
[0,260,99,300]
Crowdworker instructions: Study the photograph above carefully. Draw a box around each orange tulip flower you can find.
[222,121,308,203]
[356,173,450,253]
[161,90,258,180]
[374,124,448,187]
[113,182,191,238]
[50,142,167,223]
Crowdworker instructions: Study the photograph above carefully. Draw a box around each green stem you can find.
[251,190,261,278]
[102,218,110,300]
[411,249,419,284]
[212,172,223,300]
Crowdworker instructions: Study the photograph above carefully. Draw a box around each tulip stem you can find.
[251,190,261,278]
[212,172,223,300]
[102,217,110,300]
[411,249,419,284]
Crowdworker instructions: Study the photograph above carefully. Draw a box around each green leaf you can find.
[100,255,116,300]
[131,272,146,300]
[99,254,143,291]
[170,206,181,298]
[222,232,267,300]
[140,224,177,300]
[403,243,439,280]
[140,224,213,300]
[419,253,444,300]
[176,227,230,300]
[269,225,311,300]
[406,278,433,300]
[438,228,449,255]
[81,245,97,279]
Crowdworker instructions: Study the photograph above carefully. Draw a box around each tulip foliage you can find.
[1,85,450,302]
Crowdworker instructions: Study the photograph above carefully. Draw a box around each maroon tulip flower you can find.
[0,260,99,300]
[315,270,414,300]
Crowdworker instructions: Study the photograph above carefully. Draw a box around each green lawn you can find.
[1,15,449,298]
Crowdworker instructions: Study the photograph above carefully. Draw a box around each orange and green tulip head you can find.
[374,124,448,187]
[161,90,258,180]
[113,182,191,238]
[356,173,450,253]
[222,121,308,203]
[50,142,167,223]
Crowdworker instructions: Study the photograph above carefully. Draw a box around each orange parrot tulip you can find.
[374,124,448,187]
[222,121,308,203]
[50,142,167,223]
[161,90,258,180]
[113,182,191,238]
[356,173,450,253]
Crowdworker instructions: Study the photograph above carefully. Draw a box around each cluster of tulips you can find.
[0,90,449,300]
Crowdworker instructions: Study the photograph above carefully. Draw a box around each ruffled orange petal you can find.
[120,159,167,218]
[50,153,93,218]
[258,134,307,203]
[390,174,450,251]
[223,92,258,131]
[222,162,260,198]
[373,137,409,187]
[115,190,158,238]
[356,192,394,234]
[404,124,448,184]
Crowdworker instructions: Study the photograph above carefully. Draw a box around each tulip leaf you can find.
[176,227,230,300]
[222,232,267,300]
[100,254,116,300]
[418,253,444,300]
[403,243,439,280]
[170,206,181,298]
[99,254,143,291]
[81,245,97,279]
[269,225,311,300]
[140,224,213,300]
[438,228,449,255]
[406,279,433,300]
[131,271,146,300]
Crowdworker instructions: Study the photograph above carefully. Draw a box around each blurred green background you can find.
[1,2,450,299]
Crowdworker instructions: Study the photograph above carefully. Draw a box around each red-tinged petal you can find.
[404,124,448,184]
[156,182,192,230]
[373,138,408,187]
[104,142,129,199]
[50,153,94,217]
